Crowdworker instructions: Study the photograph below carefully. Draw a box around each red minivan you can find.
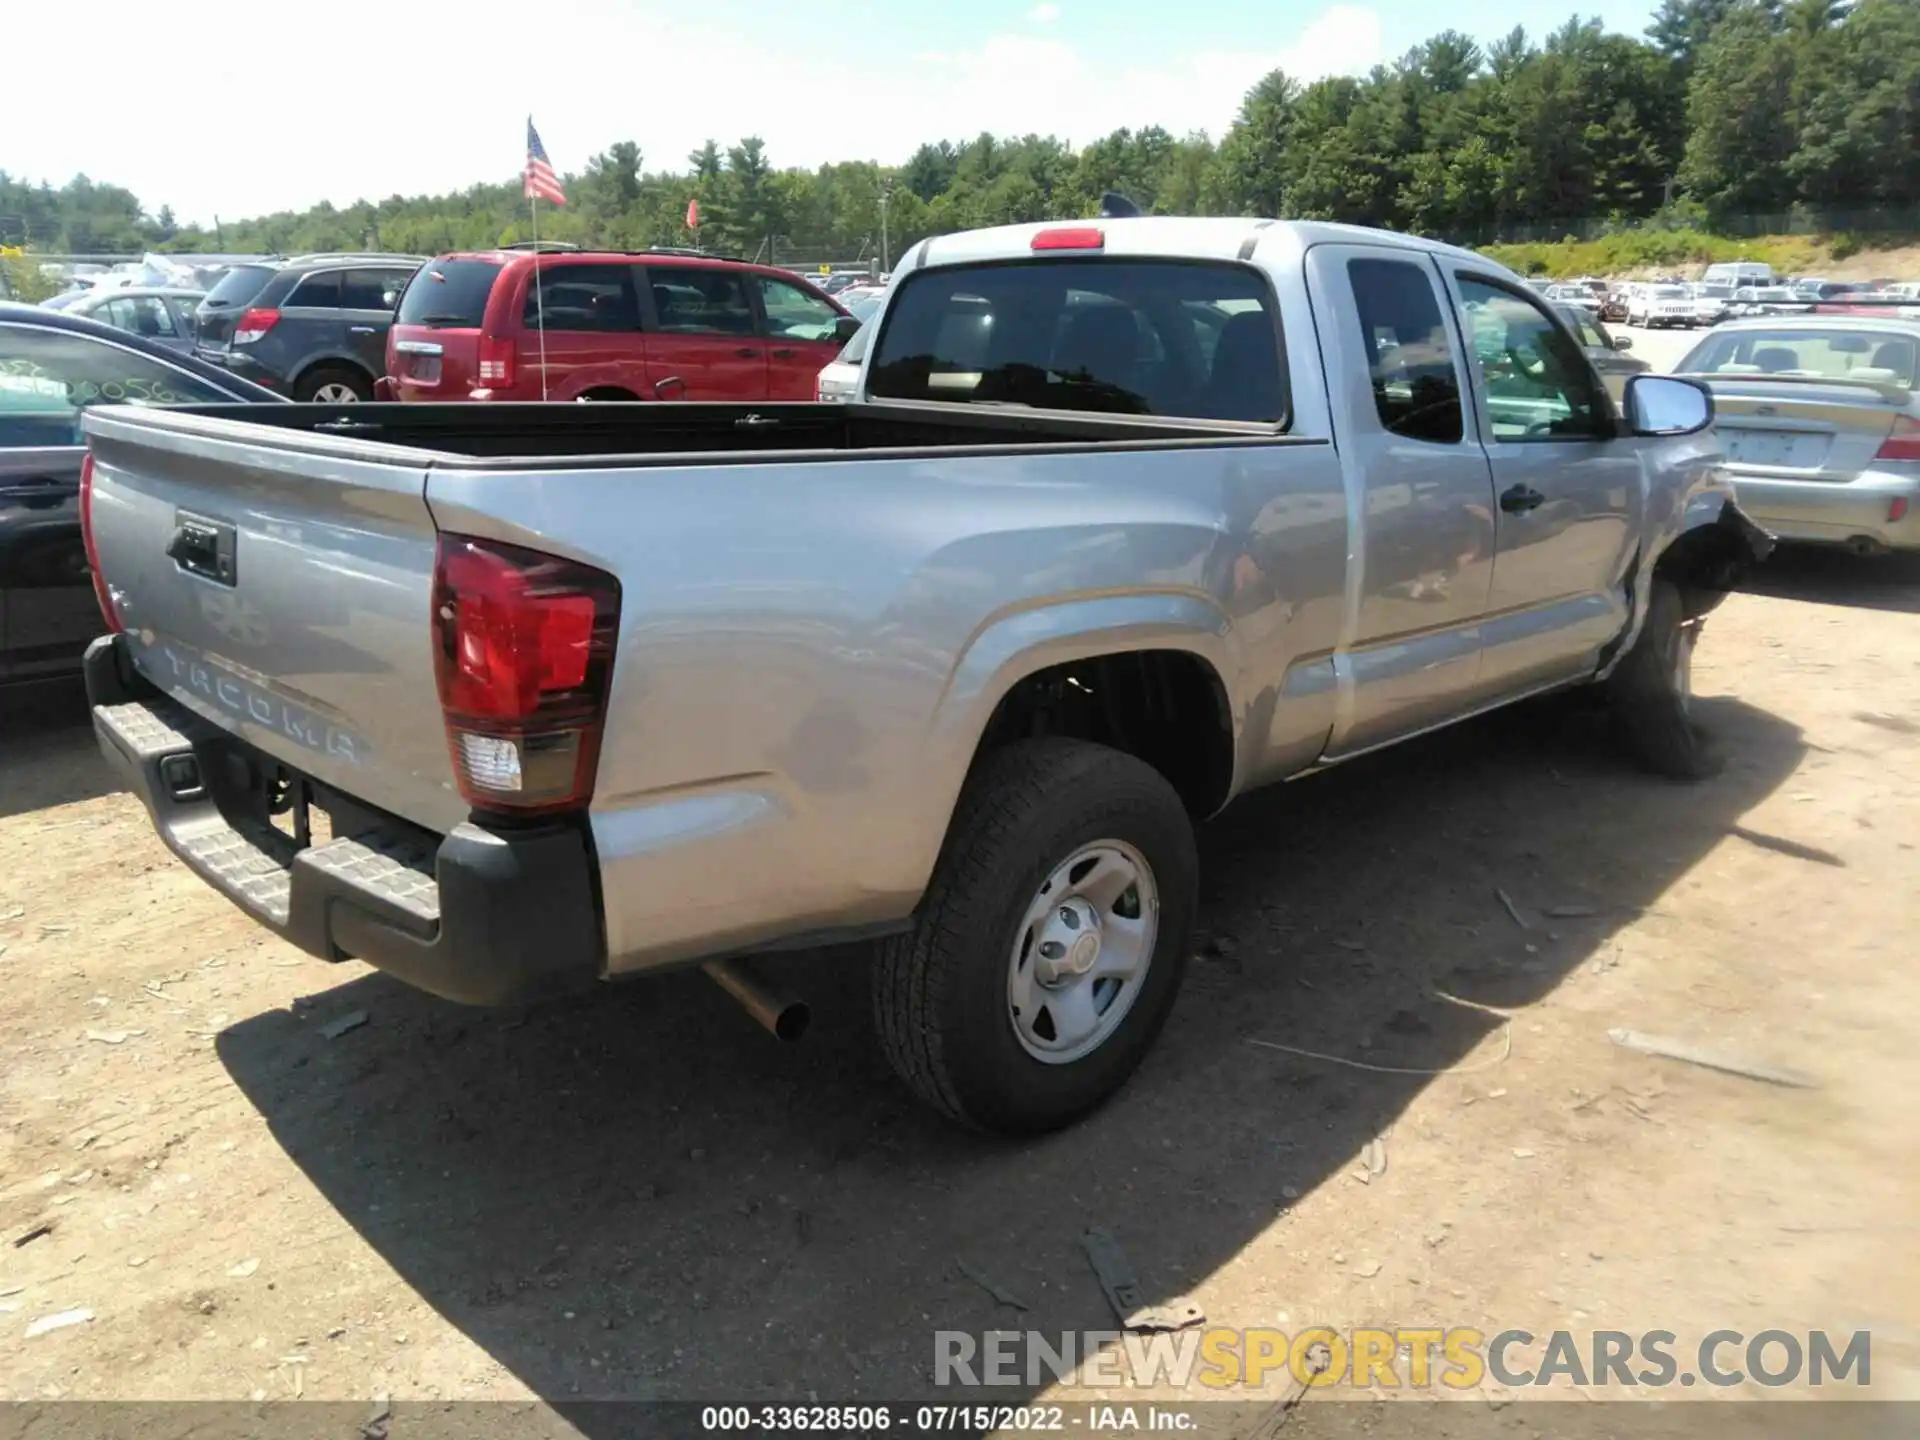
[385,250,856,403]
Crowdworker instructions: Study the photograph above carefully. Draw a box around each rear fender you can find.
[924,590,1242,802]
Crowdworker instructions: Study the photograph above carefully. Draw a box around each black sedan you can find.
[1,304,283,686]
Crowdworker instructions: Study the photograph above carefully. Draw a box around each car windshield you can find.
[1680,329,1918,387]
[1652,285,1689,298]
[843,292,884,324]
[868,259,1283,422]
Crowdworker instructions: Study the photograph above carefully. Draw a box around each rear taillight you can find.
[477,335,516,386]
[232,307,279,345]
[431,534,619,815]
[1875,415,1920,463]
[78,453,121,633]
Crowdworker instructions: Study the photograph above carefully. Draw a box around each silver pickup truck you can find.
[79,218,1770,1134]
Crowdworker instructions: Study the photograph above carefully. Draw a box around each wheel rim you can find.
[1006,840,1159,1065]
[313,383,360,403]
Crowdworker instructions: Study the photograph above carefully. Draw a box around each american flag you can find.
[523,118,566,206]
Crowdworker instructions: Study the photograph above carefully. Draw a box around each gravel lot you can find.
[2,407,1917,1420]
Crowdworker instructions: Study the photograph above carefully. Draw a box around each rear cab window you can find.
[867,259,1286,423]
[1346,258,1463,444]
[397,259,505,329]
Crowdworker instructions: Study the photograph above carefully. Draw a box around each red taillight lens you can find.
[1875,415,1920,463]
[78,453,122,633]
[431,534,619,815]
[476,335,516,387]
[232,307,279,345]
[1890,497,1910,522]
[1031,227,1105,251]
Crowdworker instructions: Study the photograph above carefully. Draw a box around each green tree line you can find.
[3,0,1914,265]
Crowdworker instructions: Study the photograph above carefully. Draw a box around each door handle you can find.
[771,348,797,360]
[1500,484,1546,514]
[734,347,761,358]
[349,326,377,335]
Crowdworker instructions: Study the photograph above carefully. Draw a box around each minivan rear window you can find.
[867,260,1284,422]
[398,259,505,327]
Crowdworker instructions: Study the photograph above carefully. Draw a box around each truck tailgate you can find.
[83,408,463,834]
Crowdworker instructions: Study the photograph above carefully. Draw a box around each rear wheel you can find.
[872,738,1198,1135]
[1606,578,1717,780]
[295,365,373,403]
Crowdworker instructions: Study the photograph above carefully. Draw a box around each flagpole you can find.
[529,191,549,402]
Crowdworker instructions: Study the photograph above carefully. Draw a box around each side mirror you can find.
[1612,334,1633,351]
[1625,375,1712,438]
[832,314,862,345]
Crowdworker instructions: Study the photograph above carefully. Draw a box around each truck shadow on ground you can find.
[215,695,1804,1418]
[1741,544,1920,614]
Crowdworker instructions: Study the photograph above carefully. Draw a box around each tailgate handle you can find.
[167,513,238,586]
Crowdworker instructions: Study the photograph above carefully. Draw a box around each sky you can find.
[12,0,1661,227]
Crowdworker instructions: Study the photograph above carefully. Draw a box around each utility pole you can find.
[878,187,891,273]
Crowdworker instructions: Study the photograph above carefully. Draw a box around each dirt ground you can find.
[2,550,1917,1426]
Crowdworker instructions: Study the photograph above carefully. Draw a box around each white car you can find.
[1629,284,1698,329]
[1690,283,1736,326]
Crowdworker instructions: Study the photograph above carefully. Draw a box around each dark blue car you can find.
[0,303,282,685]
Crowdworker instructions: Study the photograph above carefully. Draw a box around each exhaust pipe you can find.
[1845,535,1888,558]
[703,958,810,1041]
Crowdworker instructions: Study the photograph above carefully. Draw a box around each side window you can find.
[1346,258,1462,444]
[1455,277,1608,441]
[287,271,342,309]
[340,268,407,311]
[0,323,231,449]
[649,269,756,337]
[755,276,841,340]
[522,263,639,332]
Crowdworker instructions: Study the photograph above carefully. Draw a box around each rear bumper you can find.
[195,348,285,392]
[84,635,604,1006]
[1727,467,1920,552]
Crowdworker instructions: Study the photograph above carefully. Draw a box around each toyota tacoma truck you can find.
[78,218,1770,1134]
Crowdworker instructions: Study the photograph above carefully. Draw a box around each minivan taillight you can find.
[1875,415,1920,463]
[232,307,279,344]
[431,535,620,815]
[78,453,121,633]
[477,336,516,387]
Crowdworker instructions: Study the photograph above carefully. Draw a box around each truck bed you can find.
[155,399,1288,463]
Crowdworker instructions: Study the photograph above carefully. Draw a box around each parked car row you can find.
[384,249,859,403]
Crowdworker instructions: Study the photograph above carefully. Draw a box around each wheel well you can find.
[1655,520,1758,620]
[578,386,641,401]
[295,358,373,390]
[974,650,1234,817]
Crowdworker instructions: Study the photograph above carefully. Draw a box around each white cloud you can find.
[1029,2,1062,22]
[6,1,1386,226]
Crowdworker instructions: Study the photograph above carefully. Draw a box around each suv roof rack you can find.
[500,241,581,252]
[282,251,429,265]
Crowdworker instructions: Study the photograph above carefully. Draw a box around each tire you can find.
[872,738,1199,1135]
[295,365,373,403]
[1605,578,1718,780]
